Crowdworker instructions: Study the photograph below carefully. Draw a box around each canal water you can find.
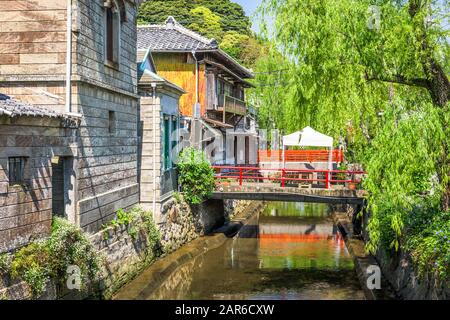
[118,202,365,300]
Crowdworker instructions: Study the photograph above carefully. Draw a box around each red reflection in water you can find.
[259,233,346,249]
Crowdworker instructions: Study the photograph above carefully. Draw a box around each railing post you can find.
[326,171,330,189]
[281,169,285,188]
[239,168,243,186]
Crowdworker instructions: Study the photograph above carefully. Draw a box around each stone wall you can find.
[157,197,228,253]
[0,0,141,237]
[0,0,68,85]
[340,203,450,300]
[361,209,450,300]
[75,82,139,233]
[0,116,78,253]
[0,216,154,300]
[0,197,252,299]
[158,198,202,254]
[374,248,450,300]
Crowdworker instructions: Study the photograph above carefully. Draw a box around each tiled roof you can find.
[0,93,70,119]
[137,16,219,51]
[137,17,254,79]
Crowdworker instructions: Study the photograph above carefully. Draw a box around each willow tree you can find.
[256,0,449,257]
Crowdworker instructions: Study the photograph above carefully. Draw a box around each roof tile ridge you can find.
[137,24,164,29]
[165,16,218,48]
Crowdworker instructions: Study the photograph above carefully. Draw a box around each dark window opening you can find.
[171,118,177,166]
[8,157,28,186]
[105,3,119,64]
[163,116,171,170]
[52,157,65,218]
[109,110,116,134]
[106,7,114,62]
[51,156,74,219]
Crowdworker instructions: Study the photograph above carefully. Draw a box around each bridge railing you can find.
[212,166,365,190]
[258,150,344,163]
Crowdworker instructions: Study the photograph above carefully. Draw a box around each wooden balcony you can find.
[217,94,247,116]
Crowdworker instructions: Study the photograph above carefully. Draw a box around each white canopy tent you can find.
[282,126,334,187]
[282,126,333,148]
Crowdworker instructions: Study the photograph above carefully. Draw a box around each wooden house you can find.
[137,17,258,165]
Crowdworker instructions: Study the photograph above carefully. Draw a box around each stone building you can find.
[0,95,80,252]
[137,17,258,166]
[0,0,142,252]
[137,49,185,219]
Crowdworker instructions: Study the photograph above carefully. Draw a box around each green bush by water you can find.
[2,207,161,298]
[5,218,101,297]
[177,148,215,205]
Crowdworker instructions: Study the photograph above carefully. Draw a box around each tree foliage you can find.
[254,0,449,277]
[138,0,263,67]
[188,6,223,41]
[138,0,251,36]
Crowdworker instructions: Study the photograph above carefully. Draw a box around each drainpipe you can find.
[151,83,157,217]
[191,50,199,149]
[65,0,72,113]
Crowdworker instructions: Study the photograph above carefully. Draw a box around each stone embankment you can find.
[113,200,266,300]
[331,207,396,300]
[0,198,263,300]
[334,204,450,300]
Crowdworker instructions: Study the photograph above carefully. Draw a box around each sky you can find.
[232,0,264,33]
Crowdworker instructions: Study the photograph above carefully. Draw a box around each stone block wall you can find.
[75,0,138,94]
[0,116,77,253]
[0,0,141,237]
[0,197,238,299]
[138,95,162,215]
[0,0,68,85]
[75,82,139,233]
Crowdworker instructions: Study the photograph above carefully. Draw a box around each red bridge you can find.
[211,166,366,205]
[258,149,344,163]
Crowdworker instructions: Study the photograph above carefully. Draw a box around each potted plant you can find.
[347,182,357,190]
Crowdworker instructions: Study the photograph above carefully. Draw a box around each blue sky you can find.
[232,0,264,32]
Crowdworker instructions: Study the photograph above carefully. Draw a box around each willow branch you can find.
[364,72,429,89]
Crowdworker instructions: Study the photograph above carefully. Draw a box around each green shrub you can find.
[116,208,133,226]
[9,218,101,297]
[47,217,101,285]
[0,253,10,273]
[177,147,215,205]
[173,192,182,203]
[10,242,50,296]
[404,209,450,281]
[5,208,162,298]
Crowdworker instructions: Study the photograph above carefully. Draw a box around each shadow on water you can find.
[122,202,365,300]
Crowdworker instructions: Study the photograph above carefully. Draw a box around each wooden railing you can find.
[258,150,344,163]
[218,94,247,116]
[212,166,365,190]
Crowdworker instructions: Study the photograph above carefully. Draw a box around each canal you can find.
[116,202,365,300]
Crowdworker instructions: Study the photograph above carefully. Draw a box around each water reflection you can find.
[119,202,365,300]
